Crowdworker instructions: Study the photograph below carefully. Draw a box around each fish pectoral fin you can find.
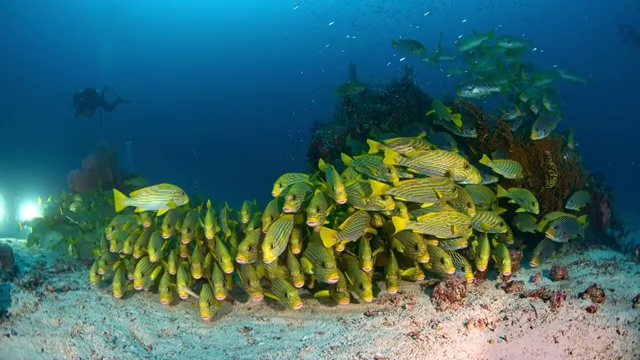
[515,208,526,213]
[300,257,314,275]
[167,200,177,209]
[156,208,169,216]
[313,290,331,299]
[134,207,145,213]
[263,291,280,301]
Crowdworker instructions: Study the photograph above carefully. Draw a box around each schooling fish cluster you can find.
[90,127,591,320]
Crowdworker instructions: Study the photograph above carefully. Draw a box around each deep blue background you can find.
[0,0,638,227]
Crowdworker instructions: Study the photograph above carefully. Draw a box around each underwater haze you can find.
[0,0,639,228]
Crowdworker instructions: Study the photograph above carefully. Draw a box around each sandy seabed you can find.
[0,237,638,360]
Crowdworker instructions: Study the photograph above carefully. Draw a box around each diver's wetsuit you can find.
[73,86,127,121]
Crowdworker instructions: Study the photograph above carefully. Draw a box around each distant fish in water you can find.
[334,81,366,96]
[531,113,562,140]
[391,39,427,58]
[113,183,189,216]
[564,190,591,211]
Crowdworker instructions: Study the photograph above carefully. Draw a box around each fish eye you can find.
[180,192,185,196]
[247,245,253,251]
[284,292,289,299]
[321,261,327,268]
[291,195,297,201]
[531,201,536,206]
[359,283,365,291]
[270,244,275,250]
[553,225,559,230]
[110,225,115,231]
[467,202,473,208]
[316,206,321,213]
[440,258,445,265]
[463,163,470,170]
[278,183,284,189]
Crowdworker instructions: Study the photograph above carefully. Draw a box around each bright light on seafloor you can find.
[19,203,42,222]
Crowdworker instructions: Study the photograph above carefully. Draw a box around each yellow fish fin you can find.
[113,189,129,213]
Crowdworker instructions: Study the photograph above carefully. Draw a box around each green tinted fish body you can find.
[384,148,481,184]
[262,214,297,264]
[300,238,340,284]
[318,159,348,204]
[479,154,524,180]
[341,153,400,184]
[464,184,496,210]
[306,190,331,228]
[283,182,314,213]
[272,173,309,197]
[180,210,201,244]
[392,212,473,239]
[161,208,183,239]
[236,228,262,264]
[391,230,429,263]
[369,177,458,205]
[342,253,373,303]
[471,211,508,233]
[565,190,590,211]
[496,185,540,214]
[113,184,189,216]
[320,210,374,249]
[204,200,217,240]
[238,263,264,302]
[265,277,303,310]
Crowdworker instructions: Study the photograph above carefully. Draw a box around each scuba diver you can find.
[73,85,129,124]
[619,24,640,49]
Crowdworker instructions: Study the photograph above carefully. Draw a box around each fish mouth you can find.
[181,238,191,244]
[252,294,264,302]
[113,293,123,299]
[326,276,340,284]
[529,261,539,267]
[235,256,247,264]
[271,192,278,197]
[362,266,372,272]
[282,207,294,213]
[192,274,202,280]
[160,298,171,305]
[502,271,512,276]
[338,298,351,305]
[293,281,305,289]
[215,295,227,301]
[306,220,319,227]
[477,266,487,272]
[337,199,347,205]
[387,288,398,294]
[201,315,212,321]
[262,258,274,264]
[162,234,171,239]
[292,302,303,310]
[134,284,143,291]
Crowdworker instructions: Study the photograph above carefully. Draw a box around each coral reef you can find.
[67,142,119,193]
[308,65,431,167]
[580,283,606,304]
[432,277,467,311]
[549,265,569,281]
[0,243,16,281]
[524,288,566,311]
[501,280,524,294]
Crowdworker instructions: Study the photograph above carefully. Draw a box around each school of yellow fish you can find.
[91,132,590,321]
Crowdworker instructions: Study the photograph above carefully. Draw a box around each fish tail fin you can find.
[479,154,491,166]
[368,179,388,196]
[319,227,338,248]
[451,113,463,128]
[366,139,382,154]
[383,147,401,165]
[318,158,328,172]
[391,216,409,233]
[206,199,212,210]
[425,109,435,117]
[495,184,508,198]
[113,189,129,213]
[340,153,353,167]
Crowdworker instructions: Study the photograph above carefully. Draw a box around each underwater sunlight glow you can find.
[19,202,42,222]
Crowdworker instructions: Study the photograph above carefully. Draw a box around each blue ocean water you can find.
[0,0,638,231]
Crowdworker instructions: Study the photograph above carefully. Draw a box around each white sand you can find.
[0,237,638,360]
